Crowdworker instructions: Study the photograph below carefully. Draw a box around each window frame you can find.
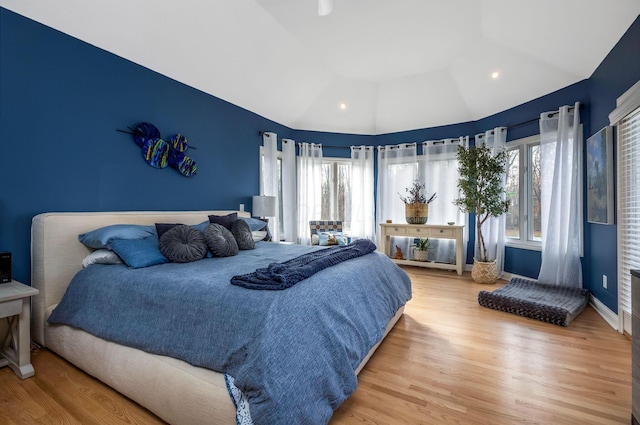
[505,135,542,251]
[321,157,352,228]
[259,147,353,234]
[505,131,583,256]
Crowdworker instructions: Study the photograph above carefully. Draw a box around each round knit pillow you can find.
[231,219,255,250]
[204,223,239,257]
[159,225,208,263]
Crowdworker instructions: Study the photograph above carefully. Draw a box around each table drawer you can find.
[429,228,455,238]
[406,227,429,237]
[0,299,22,318]
[386,226,407,235]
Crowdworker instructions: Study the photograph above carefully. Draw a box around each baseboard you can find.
[589,294,619,331]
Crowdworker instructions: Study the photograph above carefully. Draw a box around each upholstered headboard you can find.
[30,210,249,346]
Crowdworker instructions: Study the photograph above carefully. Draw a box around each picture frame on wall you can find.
[586,126,614,224]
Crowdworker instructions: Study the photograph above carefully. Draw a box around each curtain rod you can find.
[258,131,370,149]
[259,103,583,146]
[506,103,583,130]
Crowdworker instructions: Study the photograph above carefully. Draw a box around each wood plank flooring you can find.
[0,268,632,424]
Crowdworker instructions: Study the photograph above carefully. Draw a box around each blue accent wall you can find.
[2,6,639,315]
[0,9,293,284]
[585,14,640,312]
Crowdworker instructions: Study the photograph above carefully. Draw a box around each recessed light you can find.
[491,71,500,79]
[340,103,347,110]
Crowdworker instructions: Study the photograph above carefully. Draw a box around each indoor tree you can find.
[454,143,510,263]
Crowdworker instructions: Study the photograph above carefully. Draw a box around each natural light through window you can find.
[505,135,542,249]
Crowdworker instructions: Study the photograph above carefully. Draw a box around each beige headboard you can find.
[30,210,250,346]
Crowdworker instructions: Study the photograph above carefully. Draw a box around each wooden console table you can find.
[379,223,465,275]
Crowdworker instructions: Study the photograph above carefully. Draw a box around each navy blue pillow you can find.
[155,223,182,239]
[108,235,168,268]
[208,213,238,231]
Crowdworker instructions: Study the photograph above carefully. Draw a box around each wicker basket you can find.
[471,259,498,284]
[405,203,428,224]
[413,249,429,262]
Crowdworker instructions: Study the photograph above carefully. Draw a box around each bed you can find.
[30,210,412,424]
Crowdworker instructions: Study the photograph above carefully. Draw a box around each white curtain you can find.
[376,143,417,258]
[421,137,469,264]
[281,139,297,243]
[475,127,507,275]
[350,146,375,241]
[297,143,323,245]
[538,103,582,287]
[261,132,279,242]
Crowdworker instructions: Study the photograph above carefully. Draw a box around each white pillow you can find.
[82,249,123,268]
[251,230,268,242]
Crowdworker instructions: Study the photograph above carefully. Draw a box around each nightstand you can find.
[0,280,39,379]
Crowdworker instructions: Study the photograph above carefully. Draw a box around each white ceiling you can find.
[2,0,639,135]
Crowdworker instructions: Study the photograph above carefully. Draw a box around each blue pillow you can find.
[108,235,168,268]
[318,232,348,246]
[240,217,268,231]
[79,224,156,249]
[192,220,209,232]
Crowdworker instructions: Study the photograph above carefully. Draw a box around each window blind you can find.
[617,106,640,335]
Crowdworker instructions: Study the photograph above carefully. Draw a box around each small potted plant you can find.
[399,180,437,224]
[454,143,509,283]
[413,238,431,262]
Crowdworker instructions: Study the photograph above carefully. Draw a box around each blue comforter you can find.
[48,242,412,424]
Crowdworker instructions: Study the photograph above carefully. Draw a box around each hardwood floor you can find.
[0,268,632,424]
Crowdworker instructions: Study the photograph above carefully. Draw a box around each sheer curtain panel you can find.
[350,146,375,241]
[421,137,469,264]
[538,103,582,287]
[261,132,279,241]
[297,143,323,245]
[282,139,297,243]
[475,128,507,276]
[376,143,417,258]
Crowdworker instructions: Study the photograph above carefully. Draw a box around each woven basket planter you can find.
[405,203,428,224]
[413,249,429,262]
[471,259,498,284]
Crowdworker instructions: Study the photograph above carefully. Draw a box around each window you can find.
[617,106,640,335]
[260,147,353,235]
[505,135,542,249]
[321,159,352,231]
[260,148,284,235]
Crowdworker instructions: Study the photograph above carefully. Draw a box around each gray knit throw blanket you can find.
[231,239,377,290]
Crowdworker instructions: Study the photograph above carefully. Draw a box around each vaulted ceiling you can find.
[2,0,639,135]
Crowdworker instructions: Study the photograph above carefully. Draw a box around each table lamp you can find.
[252,196,276,219]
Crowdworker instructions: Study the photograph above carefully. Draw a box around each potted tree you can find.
[454,143,509,283]
[399,180,437,224]
[413,237,431,262]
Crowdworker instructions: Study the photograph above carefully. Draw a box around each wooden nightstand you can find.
[0,280,39,379]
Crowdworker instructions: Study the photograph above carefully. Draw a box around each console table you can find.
[379,223,465,275]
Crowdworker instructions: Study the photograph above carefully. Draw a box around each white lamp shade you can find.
[252,196,276,218]
[318,0,333,16]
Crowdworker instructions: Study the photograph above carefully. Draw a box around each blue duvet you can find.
[48,242,412,424]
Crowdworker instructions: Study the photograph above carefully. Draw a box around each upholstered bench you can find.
[478,277,590,326]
